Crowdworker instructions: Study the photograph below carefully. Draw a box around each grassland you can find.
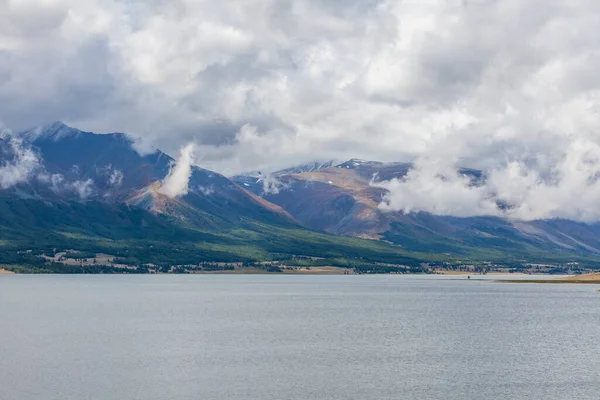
[2,197,600,274]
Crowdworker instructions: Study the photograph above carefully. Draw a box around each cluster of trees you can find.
[196,263,236,271]
[354,264,430,274]
[1,262,144,274]
[62,251,97,260]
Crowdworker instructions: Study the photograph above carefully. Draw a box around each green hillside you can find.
[0,198,428,272]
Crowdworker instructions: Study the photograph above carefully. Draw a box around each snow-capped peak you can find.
[231,160,337,181]
[19,121,81,142]
[272,160,337,176]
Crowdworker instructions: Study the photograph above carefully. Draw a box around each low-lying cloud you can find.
[159,143,196,198]
[67,178,94,200]
[377,160,497,218]
[108,168,123,187]
[259,174,288,195]
[37,173,95,200]
[378,139,600,222]
[0,130,40,189]
[97,164,124,188]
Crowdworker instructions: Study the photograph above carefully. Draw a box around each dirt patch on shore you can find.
[0,269,15,274]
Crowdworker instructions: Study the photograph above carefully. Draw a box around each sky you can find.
[2,0,600,221]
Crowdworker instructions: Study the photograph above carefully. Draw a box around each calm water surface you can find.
[1,274,599,400]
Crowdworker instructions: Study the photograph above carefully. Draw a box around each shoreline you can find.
[496,273,600,284]
[435,270,528,276]
[190,266,350,275]
[0,269,16,274]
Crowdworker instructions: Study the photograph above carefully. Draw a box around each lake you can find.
[1,274,599,399]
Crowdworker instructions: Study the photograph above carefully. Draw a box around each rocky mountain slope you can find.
[2,123,600,271]
[233,160,600,262]
[0,123,425,270]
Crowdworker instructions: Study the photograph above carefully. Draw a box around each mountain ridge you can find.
[1,122,599,273]
[232,159,600,261]
[0,122,437,273]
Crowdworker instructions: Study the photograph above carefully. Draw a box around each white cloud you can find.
[40,173,66,193]
[68,178,94,200]
[378,139,600,222]
[129,135,158,156]
[2,0,600,219]
[158,142,196,198]
[108,168,123,187]
[377,158,499,218]
[96,164,124,187]
[196,185,214,196]
[0,133,40,189]
[37,172,95,199]
[259,173,287,195]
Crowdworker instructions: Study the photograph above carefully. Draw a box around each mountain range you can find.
[0,123,422,272]
[1,122,599,273]
[232,158,600,265]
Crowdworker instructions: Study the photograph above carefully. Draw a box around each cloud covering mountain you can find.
[2,0,600,220]
[0,124,41,189]
[158,143,196,198]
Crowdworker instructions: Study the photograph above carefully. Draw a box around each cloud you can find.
[37,172,65,193]
[0,130,41,189]
[68,178,94,200]
[2,0,600,219]
[96,164,124,187]
[259,173,288,195]
[37,172,95,199]
[158,143,196,198]
[377,158,499,218]
[129,135,158,156]
[487,139,600,222]
[108,168,123,187]
[378,139,600,222]
[196,185,214,196]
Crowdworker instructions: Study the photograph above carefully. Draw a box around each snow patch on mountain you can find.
[19,121,81,142]
[274,160,337,176]
[232,160,337,181]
